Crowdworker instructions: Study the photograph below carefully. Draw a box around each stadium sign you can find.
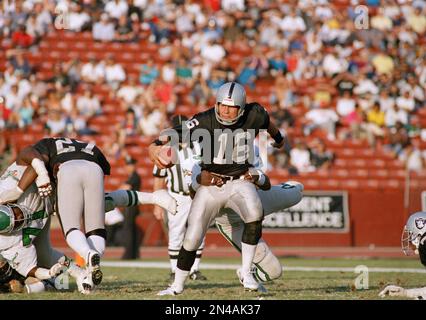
[263,191,349,232]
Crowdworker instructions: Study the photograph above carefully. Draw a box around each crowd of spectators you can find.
[0,0,425,175]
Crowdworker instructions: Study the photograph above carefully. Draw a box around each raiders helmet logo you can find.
[415,218,426,230]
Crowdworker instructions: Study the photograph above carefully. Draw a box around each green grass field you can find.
[2,257,425,300]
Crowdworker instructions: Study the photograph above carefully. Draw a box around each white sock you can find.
[170,258,177,273]
[190,257,201,273]
[66,230,91,260]
[136,191,154,204]
[172,267,189,292]
[87,235,105,256]
[241,242,257,275]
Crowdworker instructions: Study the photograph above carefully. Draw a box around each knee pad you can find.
[242,220,262,245]
[177,247,197,271]
[252,241,282,282]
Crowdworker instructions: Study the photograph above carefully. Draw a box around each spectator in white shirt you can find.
[93,13,115,42]
[304,106,339,140]
[354,73,379,95]
[68,2,91,32]
[322,51,348,77]
[81,58,105,83]
[105,0,128,21]
[399,143,425,172]
[379,90,395,112]
[221,0,245,13]
[116,76,142,105]
[139,104,164,136]
[280,10,306,33]
[336,91,356,117]
[161,61,176,84]
[200,38,226,66]
[290,140,315,173]
[105,57,126,89]
[76,89,101,118]
[396,90,415,112]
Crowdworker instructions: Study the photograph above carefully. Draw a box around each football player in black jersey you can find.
[150,82,285,295]
[16,137,111,290]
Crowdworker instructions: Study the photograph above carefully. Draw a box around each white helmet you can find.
[215,82,246,126]
[401,211,426,255]
[0,204,32,234]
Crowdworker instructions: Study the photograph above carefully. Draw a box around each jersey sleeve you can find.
[163,110,210,145]
[94,146,111,175]
[256,103,270,130]
[152,165,167,178]
[32,138,54,158]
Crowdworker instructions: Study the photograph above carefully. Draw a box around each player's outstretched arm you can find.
[244,168,271,191]
[16,146,52,197]
[267,120,285,149]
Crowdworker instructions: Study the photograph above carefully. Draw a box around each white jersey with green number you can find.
[0,162,48,250]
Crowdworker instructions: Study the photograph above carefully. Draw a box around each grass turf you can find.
[1,257,424,300]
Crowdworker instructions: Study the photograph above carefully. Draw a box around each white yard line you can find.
[102,261,426,273]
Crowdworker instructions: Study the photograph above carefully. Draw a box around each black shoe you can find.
[189,270,207,280]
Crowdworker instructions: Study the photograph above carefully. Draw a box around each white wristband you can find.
[257,173,266,186]
[31,158,48,177]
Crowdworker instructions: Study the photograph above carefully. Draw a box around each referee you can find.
[152,115,207,281]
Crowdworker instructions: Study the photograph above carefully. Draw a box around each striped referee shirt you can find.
[153,143,201,195]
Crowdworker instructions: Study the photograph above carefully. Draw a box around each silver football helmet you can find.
[215,82,246,126]
[401,211,426,256]
[0,204,32,234]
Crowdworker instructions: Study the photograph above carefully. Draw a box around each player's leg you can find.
[259,182,304,216]
[215,212,282,282]
[159,186,223,295]
[105,189,177,214]
[33,217,64,268]
[82,161,106,286]
[57,162,93,262]
[167,193,189,277]
[227,179,263,290]
[0,256,24,293]
[176,195,206,280]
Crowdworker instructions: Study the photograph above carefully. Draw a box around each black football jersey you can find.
[33,138,111,176]
[171,102,270,176]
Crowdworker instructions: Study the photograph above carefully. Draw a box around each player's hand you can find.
[36,173,53,198]
[37,182,53,198]
[379,285,406,297]
[153,206,165,220]
[244,168,260,184]
[0,186,24,204]
[198,171,224,187]
[149,144,167,169]
[271,139,285,149]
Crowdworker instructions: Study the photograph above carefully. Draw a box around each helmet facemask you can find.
[401,213,426,256]
[0,204,33,234]
[215,102,244,126]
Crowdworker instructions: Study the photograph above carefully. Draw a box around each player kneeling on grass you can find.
[379,211,426,300]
